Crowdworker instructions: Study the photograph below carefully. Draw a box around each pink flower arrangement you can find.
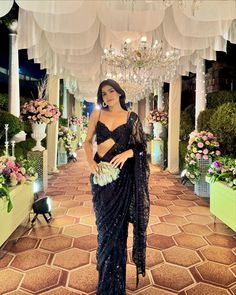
[20,98,61,124]
[147,109,168,126]
[69,116,80,125]
[184,131,221,183]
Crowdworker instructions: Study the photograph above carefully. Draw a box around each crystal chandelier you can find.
[102,36,180,92]
[103,36,180,71]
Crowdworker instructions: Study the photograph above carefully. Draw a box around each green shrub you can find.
[0,110,22,141]
[206,90,236,109]
[209,102,236,157]
[183,104,195,121]
[0,93,8,111]
[14,138,36,159]
[197,108,216,132]
[180,111,194,141]
[179,140,188,171]
[59,117,68,127]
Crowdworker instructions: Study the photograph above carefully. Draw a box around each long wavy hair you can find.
[97,79,127,111]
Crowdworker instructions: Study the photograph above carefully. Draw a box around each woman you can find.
[84,79,150,294]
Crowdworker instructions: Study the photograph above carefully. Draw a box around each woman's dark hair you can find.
[97,79,127,110]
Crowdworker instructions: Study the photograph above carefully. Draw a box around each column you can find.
[195,57,206,129]
[8,20,20,117]
[167,76,182,174]
[62,80,68,118]
[144,96,152,134]
[47,75,60,174]
[157,83,164,111]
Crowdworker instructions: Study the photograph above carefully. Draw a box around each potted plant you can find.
[0,156,38,246]
[206,157,236,231]
[184,130,221,197]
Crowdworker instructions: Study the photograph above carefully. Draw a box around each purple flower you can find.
[213,161,222,170]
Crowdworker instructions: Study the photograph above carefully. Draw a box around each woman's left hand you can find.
[110,149,133,169]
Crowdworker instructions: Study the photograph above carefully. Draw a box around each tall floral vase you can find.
[194,158,212,197]
[153,122,163,139]
[31,122,47,151]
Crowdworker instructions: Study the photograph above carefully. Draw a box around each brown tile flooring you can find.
[0,149,236,295]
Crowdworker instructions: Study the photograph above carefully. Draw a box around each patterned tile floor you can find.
[0,149,236,295]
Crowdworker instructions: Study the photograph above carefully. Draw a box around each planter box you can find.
[0,183,34,247]
[194,159,211,198]
[209,181,236,232]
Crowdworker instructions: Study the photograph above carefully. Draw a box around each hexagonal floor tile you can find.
[10,249,49,270]
[186,282,231,295]
[50,216,76,227]
[126,264,151,291]
[21,266,61,293]
[53,248,89,270]
[67,206,91,217]
[0,252,14,268]
[4,291,31,295]
[151,264,194,292]
[40,235,73,252]
[150,223,181,236]
[168,206,191,217]
[150,206,170,217]
[0,269,23,294]
[136,286,176,294]
[30,226,60,238]
[208,223,235,236]
[172,199,195,207]
[181,224,212,236]
[74,234,98,251]
[128,247,163,268]
[155,199,173,207]
[60,200,82,208]
[41,287,79,294]
[63,224,92,238]
[80,215,96,226]
[148,215,160,225]
[201,246,236,265]
[205,234,236,248]
[3,237,39,253]
[163,215,188,225]
[186,214,213,225]
[68,264,98,293]
[230,284,236,295]
[174,233,207,249]
[196,261,236,286]
[189,206,211,215]
[163,246,201,267]
[52,207,67,217]
[163,189,183,195]
[147,234,176,249]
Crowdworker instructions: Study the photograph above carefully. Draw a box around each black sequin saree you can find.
[90,112,150,294]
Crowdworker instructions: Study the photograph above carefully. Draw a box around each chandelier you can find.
[103,36,180,71]
[102,36,180,92]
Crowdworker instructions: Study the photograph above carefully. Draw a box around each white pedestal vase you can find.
[153,122,163,139]
[31,122,47,151]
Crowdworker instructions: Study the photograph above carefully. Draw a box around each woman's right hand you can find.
[88,159,99,175]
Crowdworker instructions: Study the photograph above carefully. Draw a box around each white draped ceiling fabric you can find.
[1,0,236,102]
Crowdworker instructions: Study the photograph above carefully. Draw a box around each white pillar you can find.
[47,75,60,174]
[195,57,206,129]
[62,81,68,119]
[168,76,182,174]
[157,83,164,111]
[144,96,152,134]
[8,23,20,118]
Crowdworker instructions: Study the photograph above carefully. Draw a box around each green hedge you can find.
[209,102,236,157]
[180,111,194,141]
[0,109,22,141]
[0,93,33,111]
[206,90,236,109]
[59,117,69,127]
[197,108,216,132]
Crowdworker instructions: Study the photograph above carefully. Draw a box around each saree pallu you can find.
[90,112,150,295]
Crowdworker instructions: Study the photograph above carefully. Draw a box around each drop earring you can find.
[102,101,107,108]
